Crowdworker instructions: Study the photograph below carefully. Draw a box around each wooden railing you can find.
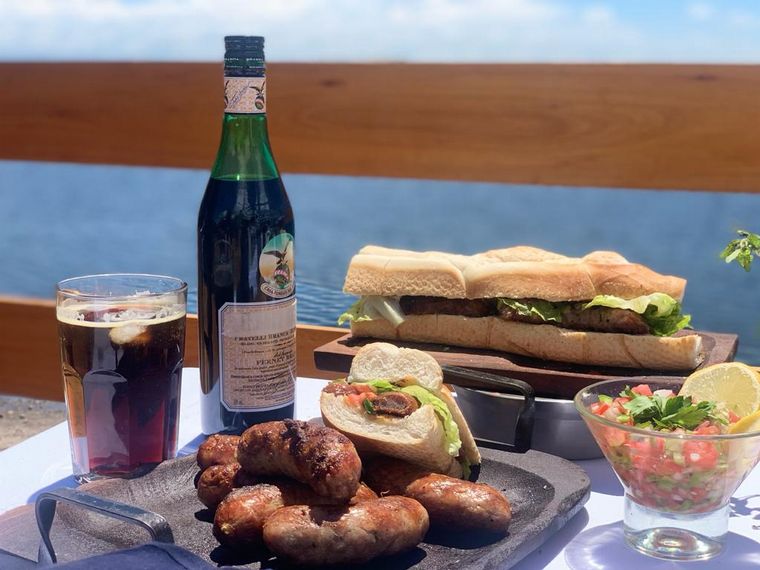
[2,63,760,192]
[0,296,345,401]
[1,61,759,400]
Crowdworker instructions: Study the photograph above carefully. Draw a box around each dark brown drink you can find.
[57,277,186,482]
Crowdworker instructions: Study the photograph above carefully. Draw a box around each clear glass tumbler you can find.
[56,274,187,483]
[576,378,760,561]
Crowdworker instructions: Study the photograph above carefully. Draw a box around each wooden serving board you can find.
[314,330,738,399]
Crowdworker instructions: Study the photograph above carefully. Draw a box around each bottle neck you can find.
[210,113,279,181]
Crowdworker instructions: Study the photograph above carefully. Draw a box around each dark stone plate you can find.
[0,447,590,569]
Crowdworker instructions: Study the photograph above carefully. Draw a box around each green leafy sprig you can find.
[620,387,724,431]
[721,230,760,272]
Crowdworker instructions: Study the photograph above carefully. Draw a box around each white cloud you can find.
[582,5,615,25]
[0,0,757,62]
[727,8,760,29]
[687,2,714,21]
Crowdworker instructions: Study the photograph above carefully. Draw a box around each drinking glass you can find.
[56,274,187,483]
[576,378,760,561]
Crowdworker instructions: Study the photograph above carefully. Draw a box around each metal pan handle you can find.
[443,365,535,453]
[35,487,174,564]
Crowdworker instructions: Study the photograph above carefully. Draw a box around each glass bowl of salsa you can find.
[575,378,760,561]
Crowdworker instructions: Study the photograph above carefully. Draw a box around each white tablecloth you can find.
[2,369,760,569]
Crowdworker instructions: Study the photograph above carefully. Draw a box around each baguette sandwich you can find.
[338,245,702,370]
[320,342,481,478]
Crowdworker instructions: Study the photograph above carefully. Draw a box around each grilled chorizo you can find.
[262,497,429,566]
[364,457,511,533]
[237,420,362,501]
[197,434,240,469]
[212,480,378,548]
[196,463,258,510]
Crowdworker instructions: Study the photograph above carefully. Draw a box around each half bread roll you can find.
[320,343,480,478]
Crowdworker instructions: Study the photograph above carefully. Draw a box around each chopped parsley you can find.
[619,387,725,430]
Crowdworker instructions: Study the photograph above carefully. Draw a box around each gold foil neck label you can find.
[218,298,296,411]
[224,77,266,114]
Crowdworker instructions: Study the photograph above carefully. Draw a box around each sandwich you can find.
[337,245,701,370]
[320,342,481,478]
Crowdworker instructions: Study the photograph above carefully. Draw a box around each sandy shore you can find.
[0,396,66,451]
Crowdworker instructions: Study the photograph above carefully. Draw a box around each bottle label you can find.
[224,76,266,114]
[218,298,296,411]
[259,232,295,298]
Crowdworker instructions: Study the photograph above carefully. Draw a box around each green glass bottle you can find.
[198,36,296,434]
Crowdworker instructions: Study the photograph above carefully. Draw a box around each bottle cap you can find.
[224,36,265,78]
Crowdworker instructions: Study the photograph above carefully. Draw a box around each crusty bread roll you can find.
[344,245,686,301]
[347,342,443,389]
[320,394,462,477]
[320,343,481,476]
[342,245,698,370]
[350,316,703,371]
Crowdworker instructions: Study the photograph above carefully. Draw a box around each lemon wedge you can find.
[728,409,760,434]
[679,362,760,418]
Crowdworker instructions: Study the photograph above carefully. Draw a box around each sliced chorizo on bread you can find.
[320,343,480,478]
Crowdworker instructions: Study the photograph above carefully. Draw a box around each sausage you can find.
[262,497,429,566]
[372,391,419,417]
[197,434,240,469]
[196,463,258,510]
[213,485,283,548]
[237,420,362,501]
[364,457,511,533]
[212,480,378,548]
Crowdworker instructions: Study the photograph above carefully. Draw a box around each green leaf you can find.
[362,398,375,415]
[619,385,720,431]
[623,395,659,423]
[598,394,613,404]
[358,380,462,456]
[496,298,564,323]
[337,296,406,328]
[364,379,397,393]
[662,394,687,417]
[400,385,462,457]
[721,230,760,272]
[660,400,715,430]
[337,298,374,326]
[584,293,691,337]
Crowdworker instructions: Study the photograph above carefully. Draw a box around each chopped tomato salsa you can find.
[587,383,740,514]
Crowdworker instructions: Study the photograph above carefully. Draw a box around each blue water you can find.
[2,159,760,361]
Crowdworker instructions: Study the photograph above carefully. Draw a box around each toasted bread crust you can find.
[343,245,686,301]
[350,316,703,370]
[320,392,462,476]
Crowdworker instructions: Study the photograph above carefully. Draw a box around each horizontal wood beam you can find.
[0,296,344,401]
[0,63,759,192]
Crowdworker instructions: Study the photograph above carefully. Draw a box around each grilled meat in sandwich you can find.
[338,245,701,370]
[320,343,480,477]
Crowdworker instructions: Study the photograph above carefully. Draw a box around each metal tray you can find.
[0,449,590,569]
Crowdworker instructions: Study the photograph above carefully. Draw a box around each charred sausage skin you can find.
[196,463,258,510]
[197,434,240,469]
[213,485,282,547]
[237,420,362,501]
[212,480,378,548]
[262,497,429,566]
[364,457,511,533]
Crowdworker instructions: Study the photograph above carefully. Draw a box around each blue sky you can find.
[0,0,758,62]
